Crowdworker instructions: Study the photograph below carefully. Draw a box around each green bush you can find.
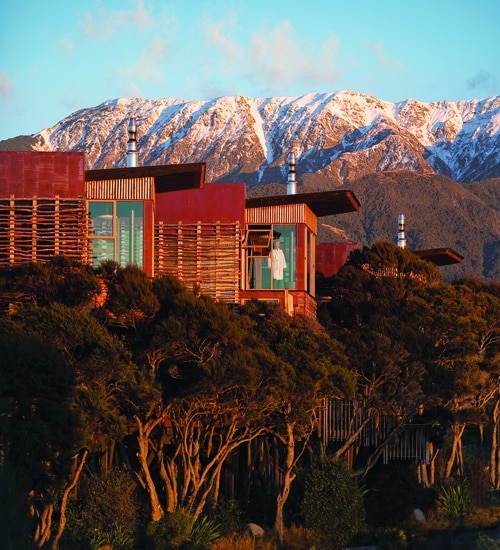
[302,457,366,549]
[189,515,220,548]
[146,509,220,549]
[475,534,500,549]
[209,499,244,536]
[63,467,140,549]
[146,509,194,549]
[437,479,476,522]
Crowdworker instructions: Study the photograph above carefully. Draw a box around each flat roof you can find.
[85,163,206,193]
[413,248,464,266]
[246,189,361,216]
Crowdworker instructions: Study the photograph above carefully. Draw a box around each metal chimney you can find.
[127,117,138,167]
[287,151,297,195]
[397,213,407,248]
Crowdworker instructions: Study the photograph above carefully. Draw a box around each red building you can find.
[0,150,360,318]
[316,242,360,278]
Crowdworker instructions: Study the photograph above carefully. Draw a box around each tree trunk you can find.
[428,441,439,486]
[490,400,500,489]
[159,450,178,512]
[32,503,53,548]
[51,450,88,550]
[274,423,298,544]
[417,460,429,487]
[333,415,373,460]
[136,416,165,522]
[444,422,466,480]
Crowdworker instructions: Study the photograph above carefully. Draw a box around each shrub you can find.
[475,534,500,549]
[302,457,366,549]
[282,524,321,549]
[189,515,221,548]
[437,480,476,522]
[146,509,193,549]
[146,509,220,549]
[64,467,140,549]
[208,499,244,537]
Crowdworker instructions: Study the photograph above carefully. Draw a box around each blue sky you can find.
[1,0,499,141]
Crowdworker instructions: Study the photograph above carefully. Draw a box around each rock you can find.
[413,508,426,523]
[247,522,265,537]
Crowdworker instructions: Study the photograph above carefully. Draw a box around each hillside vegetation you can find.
[1,248,499,548]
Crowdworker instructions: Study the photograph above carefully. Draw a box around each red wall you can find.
[155,183,246,225]
[0,151,86,198]
[316,242,359,277]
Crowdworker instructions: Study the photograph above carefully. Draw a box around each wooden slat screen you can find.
[0,196,89,266]
[320,398,429,464]
[155,221,241,304]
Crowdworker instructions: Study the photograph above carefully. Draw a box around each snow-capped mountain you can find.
[2,90,499,280]
[27,90,500,185]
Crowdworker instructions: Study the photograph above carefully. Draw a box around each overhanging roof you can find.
[85,163,206,193]
[413,248,464,266]
[245,190,361,216]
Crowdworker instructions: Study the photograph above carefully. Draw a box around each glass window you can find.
[244,224,296,290]
[272,225,296,289]
[89,202,114,237]
[117,202,144,267]
[88,201,144,268]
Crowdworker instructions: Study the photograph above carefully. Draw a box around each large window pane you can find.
[245,224,297,290]
[89,202,114,236]
[272,225,296,289]
[92,239,115,266]
[88,201,144,269]
[117,202,144,267]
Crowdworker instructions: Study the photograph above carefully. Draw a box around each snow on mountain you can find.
[3,90,499,280]
[30,91,500,186]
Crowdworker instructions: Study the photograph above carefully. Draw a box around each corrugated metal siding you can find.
[246,204,317,233]
[156,183,246,225]
[316,242,360,278]
[86,177,154,200]
[0,151,85,198]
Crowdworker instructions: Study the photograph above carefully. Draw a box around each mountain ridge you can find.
[2,90,497,184]
[0,90,498,280]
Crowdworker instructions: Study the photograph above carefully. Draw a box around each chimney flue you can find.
[287,151,296,195]
[397,213,407,248]
[127,117,138,168]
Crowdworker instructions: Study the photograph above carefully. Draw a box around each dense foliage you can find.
[0,247,499,548]
[302,457,366,549]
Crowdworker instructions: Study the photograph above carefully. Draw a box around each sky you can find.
[1,0,499,141]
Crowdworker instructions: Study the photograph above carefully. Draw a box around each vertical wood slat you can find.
[0,196,88,266]
[320,398,430,464]
[154,221,241,304]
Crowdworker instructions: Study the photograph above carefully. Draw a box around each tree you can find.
[133,278,280,521]
[302,457,366,549]
[242,301,356,542]
[409,280,499,481]
[95,261,159,330]
[318,242,451,480]
[0,256,101,309]
[0,302,161,471]
[0,334,81,548]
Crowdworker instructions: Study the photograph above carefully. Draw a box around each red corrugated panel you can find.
[0,151,85,198]
[155,183,246,225]
[316,242,360,277]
